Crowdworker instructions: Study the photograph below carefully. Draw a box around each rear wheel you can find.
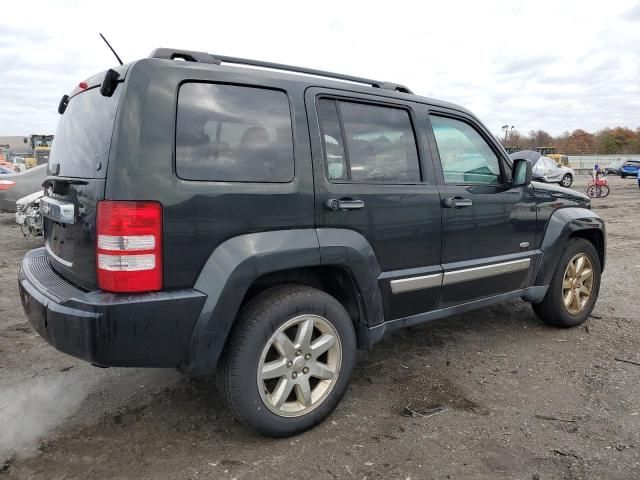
[621,174,627,179]
[217,284,356,437]
[560,174,573,188]
[532,238,601,327]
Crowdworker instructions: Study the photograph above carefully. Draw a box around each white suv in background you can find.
[532,156,575,188]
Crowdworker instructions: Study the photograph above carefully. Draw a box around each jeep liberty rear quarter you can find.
[19,49,605,437]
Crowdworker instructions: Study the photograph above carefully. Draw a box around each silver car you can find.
[0,164,47,212]
[532,156,574,188]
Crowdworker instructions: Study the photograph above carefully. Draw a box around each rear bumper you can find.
[18,248,207,367]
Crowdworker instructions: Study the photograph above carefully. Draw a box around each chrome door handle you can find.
[443,197,473,208]
[326,198,365,211]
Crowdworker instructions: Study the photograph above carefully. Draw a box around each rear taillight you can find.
[96,201,162,293]
[0,180,16,190]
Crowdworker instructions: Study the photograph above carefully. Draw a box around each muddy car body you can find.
[19,50,605,436]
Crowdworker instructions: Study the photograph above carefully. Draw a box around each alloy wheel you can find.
[257,314,342,417]
[562,253,594,315]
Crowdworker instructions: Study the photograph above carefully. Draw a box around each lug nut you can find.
[304,354,311,360]
[292,372,298,379]
[295,350,302,357]
[287,361,293,368]
[302,367,309,374]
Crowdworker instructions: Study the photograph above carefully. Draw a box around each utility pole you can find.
[502,125,514,143]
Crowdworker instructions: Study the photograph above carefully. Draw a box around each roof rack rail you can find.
[150,48,221,65]
[148,48,412,94]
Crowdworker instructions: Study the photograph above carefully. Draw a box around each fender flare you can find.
[534,207,605,287]
[179,228,382,374]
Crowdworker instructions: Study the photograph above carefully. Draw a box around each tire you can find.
[600,185,610,197]
[217,284,356,437]
[560,174,573,188]
[621,174,626,179]
[586,185,601,198]
[532,238,601,328]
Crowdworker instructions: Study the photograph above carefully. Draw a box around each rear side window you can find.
[317,98,421,183]
[176,83,294,182]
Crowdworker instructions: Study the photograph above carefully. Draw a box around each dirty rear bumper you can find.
[18,248,206,367]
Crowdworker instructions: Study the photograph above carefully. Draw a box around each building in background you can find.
[0,136,31,155]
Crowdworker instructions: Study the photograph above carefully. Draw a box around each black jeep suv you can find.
[19,49,605,437]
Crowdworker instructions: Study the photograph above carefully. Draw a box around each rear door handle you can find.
[326,198,365,211]
[443,197,473,208]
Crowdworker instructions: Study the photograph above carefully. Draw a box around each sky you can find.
[1,0,639,138]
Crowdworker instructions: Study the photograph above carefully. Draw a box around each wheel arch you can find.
[179,228,383,374]
[534,207,606,287]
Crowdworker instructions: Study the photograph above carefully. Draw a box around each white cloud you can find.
[0,0,638,136]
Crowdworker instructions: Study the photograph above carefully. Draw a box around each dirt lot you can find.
[1,176,639,480]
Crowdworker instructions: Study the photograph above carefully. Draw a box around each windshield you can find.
[48,85,122,179]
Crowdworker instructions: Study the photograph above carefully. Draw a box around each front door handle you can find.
[443,197,473,208]
[326,198,365,211]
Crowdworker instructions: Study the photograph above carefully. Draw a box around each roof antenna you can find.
[99,33,123,66]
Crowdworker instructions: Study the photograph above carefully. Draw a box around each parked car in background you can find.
[620,160,640,178]
[0,164,46,212]
[532,155,575,187]
[15,191,44,236]
[0,165,15,174]
[605,160,624,175]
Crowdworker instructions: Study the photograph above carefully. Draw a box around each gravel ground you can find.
[1,176,639,480]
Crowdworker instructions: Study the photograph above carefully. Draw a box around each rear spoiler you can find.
[58,63,131,114]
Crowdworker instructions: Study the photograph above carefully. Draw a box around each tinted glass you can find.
[317,99,421,183]
[317,99,347,180]
[176,83,294,182]
[49,85,122,179]
[430,115,502,185]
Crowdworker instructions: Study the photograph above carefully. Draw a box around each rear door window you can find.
[317,98,421,183]
[176,83,294,182]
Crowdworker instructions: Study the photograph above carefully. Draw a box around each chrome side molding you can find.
[443,258,531,285]
[389,258,531,294]
[390,273,443,294]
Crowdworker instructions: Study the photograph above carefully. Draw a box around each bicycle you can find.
[586,173,610,198]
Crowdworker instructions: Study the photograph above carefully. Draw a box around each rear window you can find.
[176,83,294,183]
[49,86,122,179]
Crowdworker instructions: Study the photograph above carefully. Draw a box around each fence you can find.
[568,154,640,170]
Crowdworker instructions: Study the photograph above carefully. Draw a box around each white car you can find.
[532,156,575,188]
[15,190,44,236]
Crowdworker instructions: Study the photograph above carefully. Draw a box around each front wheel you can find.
[217,284,356,437]
[599,185,610,197]
[586,185,601,198]
[532,238,601,328]
[560,174,573,188]
[621,174,626,179]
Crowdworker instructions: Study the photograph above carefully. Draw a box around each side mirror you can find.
[512,158,532,187]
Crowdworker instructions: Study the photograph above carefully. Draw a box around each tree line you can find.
[500,127,640,155]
